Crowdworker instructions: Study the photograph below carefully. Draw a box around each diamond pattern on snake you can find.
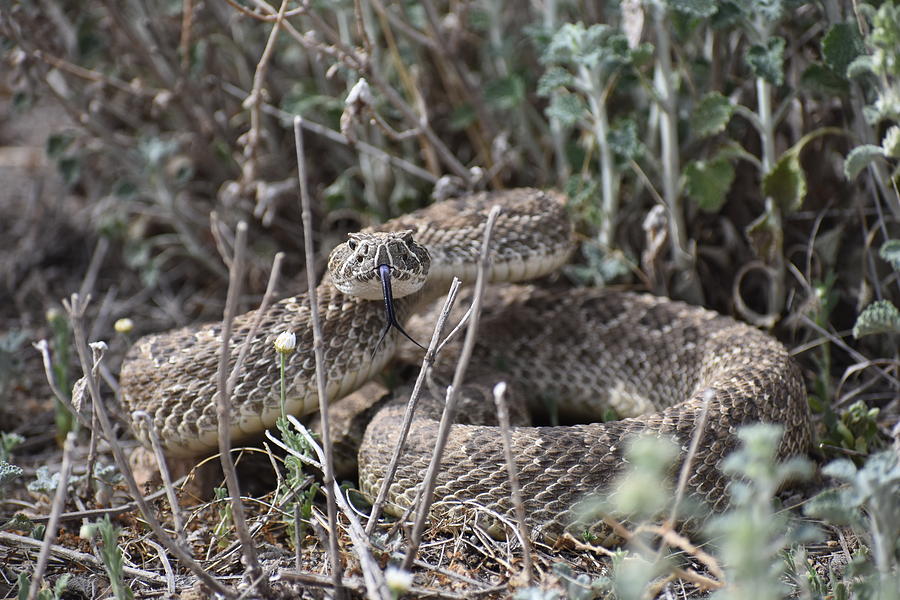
[120,188,810,540]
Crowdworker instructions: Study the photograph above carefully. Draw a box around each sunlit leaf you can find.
[691,92,735,138]
[853,300,900,338]
[763,150,805,212]
[683,157,735,212]
[746,37,786,86]
[843,144,884,180]
[822,23,865,78]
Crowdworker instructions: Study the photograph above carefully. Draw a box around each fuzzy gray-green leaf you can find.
[666,0,717,17]
[822,23,865,78]
[692,92,735,138]
[852,300,900,338]
[879,239,900,271]
[546,94,586,127]
[746,37,786,86]
[683,157,735,212]
[843,144,884,180]
[0,461,23,489]
[538,66,575,96]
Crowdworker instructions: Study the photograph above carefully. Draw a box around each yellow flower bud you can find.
[273,331,296,354]
[114,318,134,334]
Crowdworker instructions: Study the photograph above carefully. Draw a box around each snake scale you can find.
[120,188,810,540]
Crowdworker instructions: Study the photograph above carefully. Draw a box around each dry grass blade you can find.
[293,115,343,595]
[666,389,712,528]
[401,204,503,571]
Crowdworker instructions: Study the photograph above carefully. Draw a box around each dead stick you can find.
[293,115,343,595]
[401,205,502,570]
[213,222,265,586]
[364,277,462,535]
[63,295,233,598]
[26,432,75,600]
[492,382,534,584]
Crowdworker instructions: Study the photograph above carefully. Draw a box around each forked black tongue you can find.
[372,263,425,357]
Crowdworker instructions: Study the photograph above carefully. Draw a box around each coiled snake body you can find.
[121,189,810,539]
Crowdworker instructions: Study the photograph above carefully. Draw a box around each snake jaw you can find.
[373,263,425,357]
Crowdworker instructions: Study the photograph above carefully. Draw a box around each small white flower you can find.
[79,523,95,539]
[273,331,296,354]
[114,318,134,334]
[385,565,413,595]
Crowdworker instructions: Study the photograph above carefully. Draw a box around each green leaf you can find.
[804,488,859,526]
[27,466,59,496]
[762,150,806,212]
[800,64,849,96]
[607,118,645,161]
[17,572,29,600]
[746,37,786,86]
[683,157,735,212]
[881,125,900,157]
[537,66,575,96]
[0,461,22,489]
[545,94,586,127]
[853,300,900,338]
[665,0,717,18]
[879,239,900,271]
[46,133,73,159]
[448,104,476,131]
[846,54,875,79]
[822,23,865,78]
[843,144,884,180]
[543,22,630,74]
[691,92,735,138]
[485,75,525,110]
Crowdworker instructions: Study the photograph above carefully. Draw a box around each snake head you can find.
[328,230,431,300]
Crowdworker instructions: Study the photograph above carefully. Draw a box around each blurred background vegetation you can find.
[1,0,899,596]
[2,0,897,450]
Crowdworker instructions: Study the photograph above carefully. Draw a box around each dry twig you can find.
[364,277,463,535]
[26,432,75,600]
[213,222,265,588]
[401,204,503,570]
[492,381,534,584]
[293,115,343,595]
[61,295,233,597]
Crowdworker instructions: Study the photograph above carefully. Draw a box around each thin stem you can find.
[492,382,533,584]
[212,222,266,589]
[401,205,503,570]
[364,277,462,535]
[280,353,287,419]
[26,432,75,600]
[581,65,617,249]
[133,411,188,547]
[293,116,343,595]
[653,7,691,273]
[63,295,233,598]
